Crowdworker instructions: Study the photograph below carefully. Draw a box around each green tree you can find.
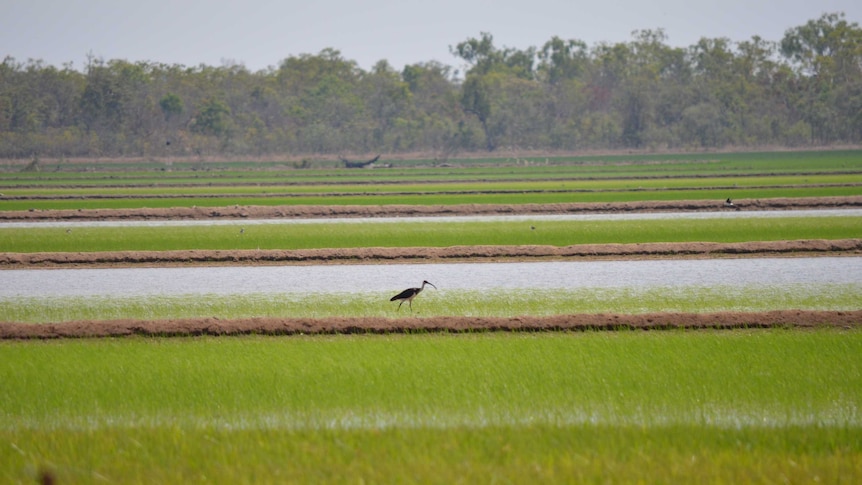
[781,12,862,142]
[79,57,122,133]
[687,37,740,146]
[3,14,862,158]
[460,74,494,150]
[191,98,232,138]
[159,93,183,120]
[360,60,411,149]
[453,33,542,151]
[451,32,536,79]
[537,36,589,84]
[401,62,463,156]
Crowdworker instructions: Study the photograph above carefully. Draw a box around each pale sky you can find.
[3,0,861,73]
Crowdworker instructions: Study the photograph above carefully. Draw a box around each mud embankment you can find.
[1,310,859,339]
[2,239,860,268]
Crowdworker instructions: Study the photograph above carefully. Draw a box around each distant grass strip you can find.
[1,331,860,482]
[2,185,860,211]
[3,149,862,185]
[2,285,859,323]
[4,173,860,196]
[1,216,859,253]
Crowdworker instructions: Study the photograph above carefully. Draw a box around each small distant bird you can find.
[65,228,71,234]
[724,198,734,207]
[390,280,436,311]
[239,227,245,234]
[530,225,536,230]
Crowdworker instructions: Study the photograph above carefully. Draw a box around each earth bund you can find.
[2,310,860,339]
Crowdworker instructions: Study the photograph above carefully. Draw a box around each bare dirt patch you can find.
[2,310,859,339]
[3,239,861,268]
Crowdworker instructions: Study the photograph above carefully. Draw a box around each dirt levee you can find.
[3,239,861,268]
[2,310,860,339]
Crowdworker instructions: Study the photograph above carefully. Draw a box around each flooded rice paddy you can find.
[2,257,860,298]
[1,209,861,229]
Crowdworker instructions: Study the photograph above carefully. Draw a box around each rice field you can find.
[1,330,860,483]
[2,285,861,323]
[2,149,861,211]
[2,150,862,482]
[1,215,859,253]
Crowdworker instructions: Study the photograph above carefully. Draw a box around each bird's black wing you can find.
[390,288,417,301]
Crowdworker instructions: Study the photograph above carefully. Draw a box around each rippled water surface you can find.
[2,209,860,229]
[2,257,860,298]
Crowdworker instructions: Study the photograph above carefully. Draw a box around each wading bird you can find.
[390,280,436,311]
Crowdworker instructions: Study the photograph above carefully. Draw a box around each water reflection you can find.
[2,209,860,229]
[2,257,860,298]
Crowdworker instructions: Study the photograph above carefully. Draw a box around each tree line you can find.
[1,12,860,160]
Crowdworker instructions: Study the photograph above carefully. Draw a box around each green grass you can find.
[3,174,860,196]
[3,149,862,181]
[2,285,860,323]
[1,330,860,482]
[1,216,860,253]
[2,149,861,211]
[2,185,860,211]
[2,148,860,482]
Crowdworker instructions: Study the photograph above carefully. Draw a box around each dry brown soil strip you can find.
[3,196,862,221]
[3,239,861,267]
[2,310,860,339]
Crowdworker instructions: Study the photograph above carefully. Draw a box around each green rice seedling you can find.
[2,285,859,323]
[3,149,862,185]
[1,331,860,482]
[2,185,860,211]
[1,216,859,253]
[3,173,859,197]
[4,153,862,213]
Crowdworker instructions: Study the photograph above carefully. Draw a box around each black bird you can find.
[390,280,436,311]
[725,198,734,207]
[340,155,380,168]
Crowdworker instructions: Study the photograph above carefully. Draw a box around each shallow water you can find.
[2,257,860,298]
[2,209,860,229]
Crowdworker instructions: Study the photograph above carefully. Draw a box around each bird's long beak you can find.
[428,282,437,289]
